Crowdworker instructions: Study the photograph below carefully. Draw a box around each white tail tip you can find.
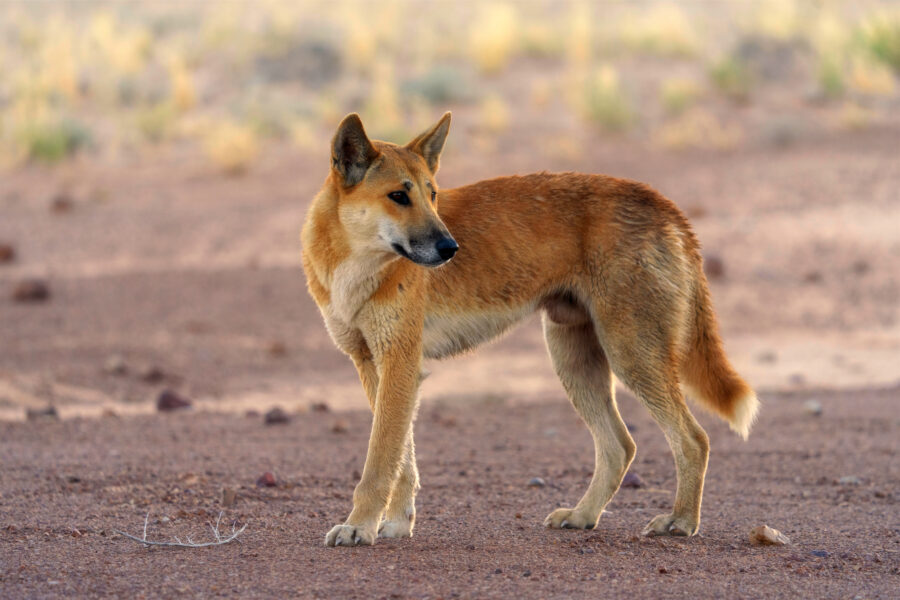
[730,391,760,440]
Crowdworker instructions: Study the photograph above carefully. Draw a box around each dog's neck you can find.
[303,181,403,324]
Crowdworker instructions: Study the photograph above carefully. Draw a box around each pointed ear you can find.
[406,112,451,174]
[331,113,380,187]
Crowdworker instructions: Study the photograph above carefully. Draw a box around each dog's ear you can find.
[332,114,380,187]
[406,112,451,174]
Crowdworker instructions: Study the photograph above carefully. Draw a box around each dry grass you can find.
[0,1,898,169]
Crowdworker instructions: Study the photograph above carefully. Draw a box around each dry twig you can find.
[114,511,247,548]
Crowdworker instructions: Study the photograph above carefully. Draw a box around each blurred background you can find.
[1,0,898,420]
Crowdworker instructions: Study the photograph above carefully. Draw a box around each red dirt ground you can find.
[1,387,898,598]
[1,114,899,598]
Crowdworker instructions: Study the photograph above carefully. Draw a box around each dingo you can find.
[301,113,758,547]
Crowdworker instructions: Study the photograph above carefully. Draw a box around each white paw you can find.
[379,515,414,538]
[324,523,376,547]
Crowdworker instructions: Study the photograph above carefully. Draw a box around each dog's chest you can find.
[422,305,534,360]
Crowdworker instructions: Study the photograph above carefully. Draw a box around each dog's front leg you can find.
[325,312,423,547]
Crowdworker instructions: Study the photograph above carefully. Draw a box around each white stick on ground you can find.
[114,511,247,548]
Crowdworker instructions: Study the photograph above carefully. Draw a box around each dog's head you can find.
[329,112,458,268]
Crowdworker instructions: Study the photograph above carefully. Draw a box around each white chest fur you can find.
[328,254,394,325]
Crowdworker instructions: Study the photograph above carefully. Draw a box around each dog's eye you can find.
[431,190,436,203]
[388,191,410,206]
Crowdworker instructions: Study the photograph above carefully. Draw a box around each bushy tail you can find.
[680,279,759,439]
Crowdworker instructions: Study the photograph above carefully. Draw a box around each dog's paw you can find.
[378,515,414,539]
[641,513,698,537]
[543,507,597,530]
[324,523,377,547]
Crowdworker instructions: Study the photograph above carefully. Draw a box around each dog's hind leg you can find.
[601,332,710,537]
[542,315,636,530]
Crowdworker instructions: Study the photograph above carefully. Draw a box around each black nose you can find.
[435,237,459,260]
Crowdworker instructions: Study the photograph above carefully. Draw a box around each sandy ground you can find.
[2,387,899,598]
[1,117,899,597]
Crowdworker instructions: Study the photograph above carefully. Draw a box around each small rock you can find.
[850,259,870,276]
[103,355,128,376]
[621,471,644,489]
[788,373,806,386]
[50,193,74,213]
[749,525,790,546]
[810,549,829,558]
[331,420,348,434]
[139,365,165,383]
[12,279,50,302]
[266,340,288,357]
[310,402,330,412]
[256,472,277,487]
[684,204,707,219]
[156,389,191,412]
[0,243,15,264]
[757,351,777,364]
[222,488,237,507]
[522,570,531,577]
[657,566,668,574]
[803,400,822,416]
[838,476,861,486]
[264,407,291,425]
[803,270,823,284]
[704,255,726,281]
[527,477,546,488]
[26,406,58,420]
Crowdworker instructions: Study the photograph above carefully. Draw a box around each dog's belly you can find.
[423,305,535,360]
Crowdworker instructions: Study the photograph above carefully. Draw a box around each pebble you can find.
[156,389,192,412]
[810,550,829,558]
[621,471,645,488]
[256,472,277,487]
[310,402,330,412]
[104,355,128,376]
[527,477,546,488]
[266,341,288,357]
[26,406,59,421]
[802,400,822,416]
[756,351,777,364]
[703,254,726,280]
[264,407,291,425]
[139,365,166,383]
[803,270,823,284]
[788,373,806,386]
[838,476,861,486]
[0,243,15,263]
[749,524,790,546]
[12,279,50,302]
[50,193,74,213]
[331,420,348,434]
[222,488,237,507]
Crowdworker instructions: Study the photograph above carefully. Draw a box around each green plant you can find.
[584,67,633,132]
[710,56,752,102]
[660,78,702,116]
[857,11,900,73]
[21,118,91,163]
[817,54,845,99]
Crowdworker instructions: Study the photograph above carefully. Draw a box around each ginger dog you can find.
[301,112,758,547]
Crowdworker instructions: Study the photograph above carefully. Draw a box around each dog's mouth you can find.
[391,243,411,260]
[391,243,450,268]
